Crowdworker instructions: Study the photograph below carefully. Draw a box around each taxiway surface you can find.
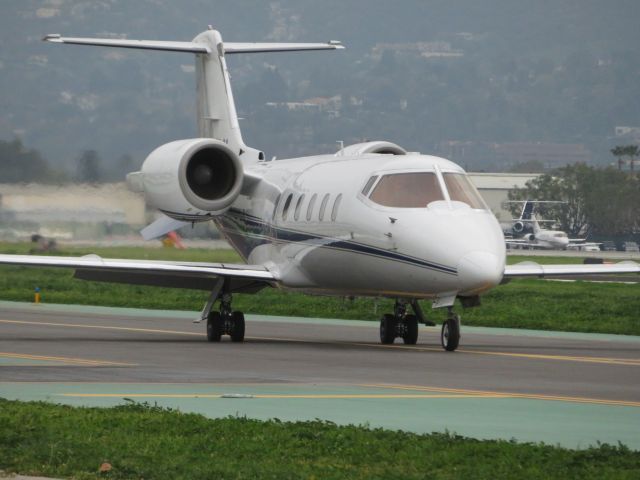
[1,301,639,449]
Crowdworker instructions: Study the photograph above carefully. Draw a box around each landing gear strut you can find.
[200,279,245,343]
[379,300,420,345]
[440,307,461,352]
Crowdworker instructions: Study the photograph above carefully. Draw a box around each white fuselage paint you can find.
[215,152,506,301]
[526,230,570,250]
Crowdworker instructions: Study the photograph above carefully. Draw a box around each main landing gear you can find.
[199,279,246,343]
[206,293,245,342]
[379,300,420,345]
[379,300,461,351]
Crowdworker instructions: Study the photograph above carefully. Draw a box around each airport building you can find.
[468,173,540,222]
[0,183,145,240]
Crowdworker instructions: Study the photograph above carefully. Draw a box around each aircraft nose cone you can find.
[457,251,504,295]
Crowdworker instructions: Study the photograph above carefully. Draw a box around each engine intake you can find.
[512,221,525,233]
[131,138,244,220]
[179,142,242,211]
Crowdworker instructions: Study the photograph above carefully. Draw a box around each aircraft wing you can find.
[504,261,640,278]
[0,254,276,293]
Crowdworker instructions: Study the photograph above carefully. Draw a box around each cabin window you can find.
[369,172,444,208]
[319,193,330,221]
[272,194,281,221]
[282,193,293,220]
[306,193,317,221]
[331,194,342,221]
[442,173,487,210]
[361,176,378,196]
[294,194,305,221]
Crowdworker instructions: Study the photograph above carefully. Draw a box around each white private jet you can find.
[506,201,599,250]
[0,28,638,351]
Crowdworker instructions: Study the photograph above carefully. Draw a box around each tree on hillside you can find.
[0,137,62,183]
[75,150,103,183]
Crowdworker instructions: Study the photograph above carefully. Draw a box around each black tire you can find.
[403,314,419,345]
[441,316,460,351]
[230,311,245,343]
[379,314,396,344]
[207,311,223,342]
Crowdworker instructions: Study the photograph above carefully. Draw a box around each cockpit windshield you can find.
[369,172,444,208]
[442,173,488,210]
[367,171,488,210]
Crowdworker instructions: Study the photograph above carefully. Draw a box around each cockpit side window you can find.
[442,173,487,210]
[361,176,378,196]
[369,172,444,208]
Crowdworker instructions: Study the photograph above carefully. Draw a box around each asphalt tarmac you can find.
[1,300,639,449]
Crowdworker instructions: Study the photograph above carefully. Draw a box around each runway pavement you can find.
[1,300,639,449]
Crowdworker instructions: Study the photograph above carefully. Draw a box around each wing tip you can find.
[42,34,62,42]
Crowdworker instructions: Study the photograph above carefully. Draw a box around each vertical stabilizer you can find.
[520,201,534,221]
[192,30,251,160]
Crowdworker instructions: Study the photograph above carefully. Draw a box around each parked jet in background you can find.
[0,28,637,351]
[505,201,599,250]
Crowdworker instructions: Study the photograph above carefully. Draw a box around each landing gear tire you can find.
[230,311,245,343]
[207,311,223,342]
[441,315,461,352]
[403,314,418,345]
[380,314,397,344]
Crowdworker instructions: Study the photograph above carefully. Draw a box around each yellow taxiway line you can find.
[2,318,639,367]
[0,352,134,367]
[361,384,640,408]
[0,319,200,337]
[58,393,503,400]
[58,386,640,407]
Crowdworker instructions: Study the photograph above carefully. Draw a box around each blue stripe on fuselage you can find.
[214,209,457,275]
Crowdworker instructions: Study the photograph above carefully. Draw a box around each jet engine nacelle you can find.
[526,234,536,241]
[513,221,525,233]
[128,138,243,221]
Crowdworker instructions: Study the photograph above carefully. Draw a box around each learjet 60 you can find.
[1,28,638,351]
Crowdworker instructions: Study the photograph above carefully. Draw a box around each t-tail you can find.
[43,28,343,238]
[43,27,344,164]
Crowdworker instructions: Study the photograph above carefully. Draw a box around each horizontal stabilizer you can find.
[42,34,209,53]
[224,41,344,54]
[42,35,344,55]
[140,214,190,241]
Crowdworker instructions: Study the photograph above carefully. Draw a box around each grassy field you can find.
[1,399,639,480]
[0,242,638,335]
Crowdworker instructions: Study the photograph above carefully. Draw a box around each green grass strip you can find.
[0,243,638,335]
[1,399,639,479]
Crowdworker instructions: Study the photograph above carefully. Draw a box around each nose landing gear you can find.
[441,307,461,351]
